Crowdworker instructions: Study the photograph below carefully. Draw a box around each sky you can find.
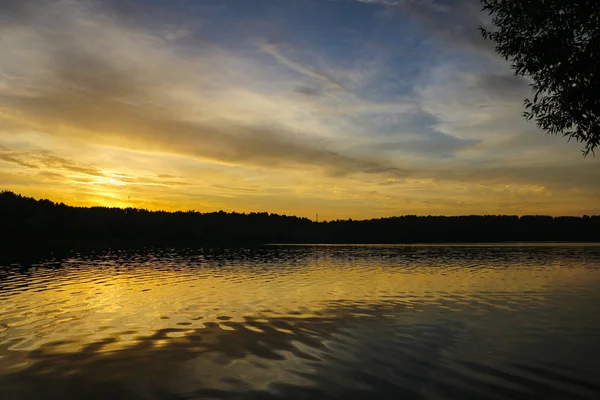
[1,0,598,219]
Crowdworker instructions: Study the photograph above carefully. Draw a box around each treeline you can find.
[1,191,599,244]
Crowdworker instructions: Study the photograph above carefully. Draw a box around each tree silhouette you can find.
[1,191,599,245]
[480,0,600,155]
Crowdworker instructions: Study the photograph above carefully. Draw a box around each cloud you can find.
[294,85,324,97]
[0,146,104,176]
[210,184,259,193]
[4,89,408,177]
[468,73,530,100]
[374,133,480,157]
[0,147,190,187]
[0,0,411,179]
[0,0,38,22]
[425,162,600,194]
[0,0,598,217]
[356,0,494,54]
[356,0,450,12]
[260,42,354,96]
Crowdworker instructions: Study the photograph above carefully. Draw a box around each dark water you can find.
[1,244,600,399]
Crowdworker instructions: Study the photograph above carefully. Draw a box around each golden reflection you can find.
[1,247,600,399]
[2,255,599,361]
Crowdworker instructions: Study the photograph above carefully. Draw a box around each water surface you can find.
[1,244,600,399]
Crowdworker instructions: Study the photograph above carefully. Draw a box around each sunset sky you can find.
[1,0,599,219]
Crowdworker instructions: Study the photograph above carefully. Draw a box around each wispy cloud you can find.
[356,0,450,12]
[0,0,597,217]
[260,42,354,96]
[0,0,411,179]
[0,147,190,187]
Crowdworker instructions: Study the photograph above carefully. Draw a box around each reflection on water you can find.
[1,244,600,399]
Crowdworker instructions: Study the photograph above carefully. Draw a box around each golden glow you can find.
[1,126,597,217]
[2,255,598,358]
[0,1,599,218]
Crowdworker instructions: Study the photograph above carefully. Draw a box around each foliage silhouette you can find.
[480,0,600,155]
[1,191,599,244]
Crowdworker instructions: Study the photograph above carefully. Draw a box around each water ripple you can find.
[1,244,600,399]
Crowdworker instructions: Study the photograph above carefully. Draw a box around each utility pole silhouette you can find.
[316,213,319,223]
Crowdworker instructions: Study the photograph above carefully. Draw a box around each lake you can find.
[1,244,600,399]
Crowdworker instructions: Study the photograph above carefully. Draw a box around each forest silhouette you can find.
[1,191,599,245]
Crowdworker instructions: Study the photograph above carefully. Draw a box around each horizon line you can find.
[2,190,598,222]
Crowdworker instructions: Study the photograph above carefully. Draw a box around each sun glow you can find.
[0,0,598,218]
